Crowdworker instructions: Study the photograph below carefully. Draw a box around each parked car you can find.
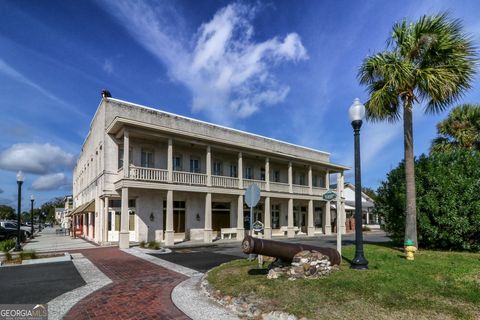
[0,225,27,242]
[0,221,31,238]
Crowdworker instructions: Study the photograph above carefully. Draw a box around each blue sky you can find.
[1,0,479,209]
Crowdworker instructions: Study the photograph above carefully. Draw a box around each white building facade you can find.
[71,96,349,248]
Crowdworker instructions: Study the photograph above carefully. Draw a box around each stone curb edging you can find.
[172,275,239,320]
[47,253,112,320]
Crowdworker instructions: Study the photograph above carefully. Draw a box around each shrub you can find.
[20,250,37,260]
[375,150,480,251]
[5,252,11,261]
[147,241,160,250]
[0,239,15,252]
[362,226,371,232]
[139,240,146,248]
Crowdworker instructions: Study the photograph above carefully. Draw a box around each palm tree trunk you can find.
[403,101,418,247]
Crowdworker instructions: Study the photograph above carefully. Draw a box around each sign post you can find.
[245,184,261,261]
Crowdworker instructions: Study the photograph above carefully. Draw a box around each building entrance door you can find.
[212,202,230,231]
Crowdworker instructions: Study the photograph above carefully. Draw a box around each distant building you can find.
[70,95,349,248]
[54,207,64,224]
[332,183,379,227]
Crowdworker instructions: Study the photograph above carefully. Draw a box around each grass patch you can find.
[0,239,15,252]
[207,243,480,319]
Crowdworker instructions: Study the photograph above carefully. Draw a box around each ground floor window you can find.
[271,204,280,229]
[212,202,230,231]
[163,201,186,233]
[293,206,307,227]
[243,204,263,229]
[314,207,323,228]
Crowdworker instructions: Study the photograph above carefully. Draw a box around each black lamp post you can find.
[30,195,35,238]
[348,98,368,270]
[14,171,24,251]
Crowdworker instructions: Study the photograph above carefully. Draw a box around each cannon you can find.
[242,235,342,266]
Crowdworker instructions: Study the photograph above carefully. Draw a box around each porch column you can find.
[103,196,109,244]
[264,196,271,239]
[167,139,173,182]
[366,208,370,224]
[123,129,130,178]
[265,158,270,191]
[238,152,243,189]
[204,192,212,243]
[325,169,330,189]
[307,199,314,236]
[287,198,294,238]
[288,161,293,193]
[165,190,174,246]
[206,146,212,186]
[236,195,244,239]
[308,165,313,195]
[119,187,129,249]
[323,201,332,235]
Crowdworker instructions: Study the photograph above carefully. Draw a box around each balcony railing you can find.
[244,179,266,190]
[121,165,329,196]
[212,175,239,188]
[269,181,290,193]
[173,171,206,185]
[130,166,168,182]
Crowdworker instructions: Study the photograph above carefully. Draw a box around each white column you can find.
[104,196,109,244]
[238,152,243,189]
[123,129,129,178]
[325,169,330,189]
[287,198,294,238]
[339,172,346,235]
[119,187,129,248]
[204,193,212,243]
[265,158,270,191]
[366,208,370,224]
[308,166,313,195]
[264,197,271,239]
[323,201,332,235]
[165,190,174,246]
[288,162,293,193]
[167,139,173,182]
[206,146,211,187]
[236,195,244,239]
[307,199,314,236]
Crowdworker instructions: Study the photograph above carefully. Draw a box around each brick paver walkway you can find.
[65,247,189,320]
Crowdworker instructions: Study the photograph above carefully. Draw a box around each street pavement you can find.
[0,261,85,304]
[151,231,390,272]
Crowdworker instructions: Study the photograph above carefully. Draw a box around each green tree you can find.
[39,197,64,223]
[358,13,477,247]
[361,187,377,201]
[375,150,480,251]
[0,205,15,220]
[431,104,480,153]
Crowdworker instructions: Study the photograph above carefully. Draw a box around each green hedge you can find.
[375,150,480,251]
[0,239,15,252]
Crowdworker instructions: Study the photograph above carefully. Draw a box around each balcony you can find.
[122,165,328,196]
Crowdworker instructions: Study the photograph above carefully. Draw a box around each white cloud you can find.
[103,59,114,74]
[30,173,70,191]
[104,1,307,124]
[0,143,76,174]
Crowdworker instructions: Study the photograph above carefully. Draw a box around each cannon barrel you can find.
[242,235,341,265]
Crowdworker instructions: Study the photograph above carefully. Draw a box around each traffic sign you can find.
[245,184,261,208]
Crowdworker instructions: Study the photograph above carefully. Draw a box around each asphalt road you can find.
[0,261,85,304]
[151,231,390,272]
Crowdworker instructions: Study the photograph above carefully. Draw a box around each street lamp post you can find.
[30,195,35,238]
[348,98,369,270]
[14,171,24,252]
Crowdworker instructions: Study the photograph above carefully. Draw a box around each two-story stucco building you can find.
[70,93,349,248]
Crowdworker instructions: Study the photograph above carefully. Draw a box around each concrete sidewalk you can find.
[23,227,97,252]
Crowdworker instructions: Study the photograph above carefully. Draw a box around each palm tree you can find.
[358,13,477,247]
[431,104,480,153]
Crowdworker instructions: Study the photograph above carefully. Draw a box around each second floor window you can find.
[260,168,266,181]
[173,155,182,171]
[141,149,154,168]
[299,173,306,185]
[245,167,253,179]
[313,175,318,187]
[229,164,237,177]
[190,157,200,173]
[118,147,133,169]
[274,170,280,182]
[213,161,223,175]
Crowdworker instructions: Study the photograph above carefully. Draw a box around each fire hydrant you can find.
[404,239,417,261]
